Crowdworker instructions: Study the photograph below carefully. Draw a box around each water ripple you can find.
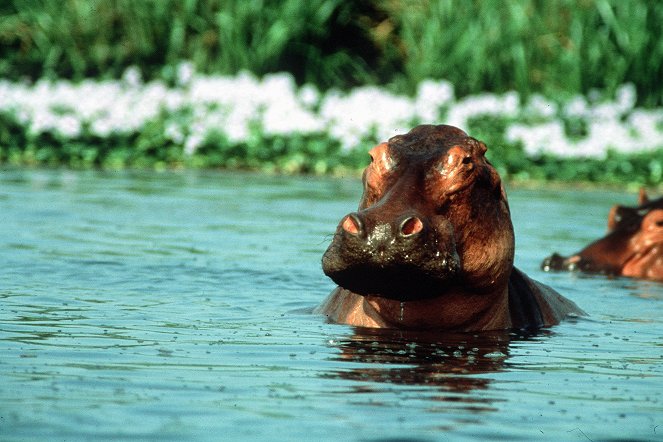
[0,170,661,441]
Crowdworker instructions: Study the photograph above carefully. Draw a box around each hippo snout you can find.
[339,211,427,255]
[322,210,461,301]
[541,253,588,272]
[330,210,435,271]
[541,253,567,271]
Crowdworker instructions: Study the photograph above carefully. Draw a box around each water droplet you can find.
[483,351,507,359]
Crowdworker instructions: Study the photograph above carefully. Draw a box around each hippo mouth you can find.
[322,217,461,301]
[323,260,460,301]
[540,253,610,273]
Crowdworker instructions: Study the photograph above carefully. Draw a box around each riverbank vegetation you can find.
[3,0,662,105]
[1,69,662,187]
[0,0,662,187]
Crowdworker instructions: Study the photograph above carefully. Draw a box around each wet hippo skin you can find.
[542,190,663,282]
[317,124,584,331]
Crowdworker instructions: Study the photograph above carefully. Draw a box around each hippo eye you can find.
[435,146,474,176]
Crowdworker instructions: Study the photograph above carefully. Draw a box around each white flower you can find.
[415,79,455,122]
[176,61,195,87]
[91,116,114,137]
[626,109,663,152]
[122,66,142,88]
[564,95,588,118]
[184,133,204,155]
[447,92,519,129]
[261,103,323,136]
[590,102,622,122]
[224,112,250,143]
[55,114,82,138]
[506,121,567,157]
[298,84,320,108]
[29,109,57,135]
[578,120,629,157]
[320,86,416,149]
[525,94,557,119]
[162,91,185,112]
[0,68,661,163]
[615,83,636,113]
[165,123,184,144]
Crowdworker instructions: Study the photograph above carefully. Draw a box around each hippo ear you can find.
[472,139,501,192]
[481,151,507,203]
[477,141,488,156]
[607,205,620,231]
[360,143,395,209]
[368,143,397,174]
[638,188,649,206]
[473,139,511,207]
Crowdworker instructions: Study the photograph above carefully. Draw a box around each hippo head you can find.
[542,190,663,281]
[322,124,515,302]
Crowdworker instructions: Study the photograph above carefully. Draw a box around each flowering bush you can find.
[1,63,662,184]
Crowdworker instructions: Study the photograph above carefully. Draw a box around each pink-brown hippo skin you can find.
[542,190,663,282]
[317,124,584,331]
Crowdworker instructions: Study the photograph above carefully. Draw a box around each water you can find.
[1,169,661,441]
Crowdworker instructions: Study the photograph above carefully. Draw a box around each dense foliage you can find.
[1,0,662,105]
[1,71,661,188]
[1,1,662,187]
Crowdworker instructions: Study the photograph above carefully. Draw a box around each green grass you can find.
[392,0,663,105]
[0,0,380,88]
[1,0,662,104]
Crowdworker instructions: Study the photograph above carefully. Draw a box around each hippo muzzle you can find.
[322,208,461,301]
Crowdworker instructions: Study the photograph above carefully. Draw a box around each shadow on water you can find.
[323,327,550,398]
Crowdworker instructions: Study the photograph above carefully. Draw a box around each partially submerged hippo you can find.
[542,190,663,282]
[318,124,583,331]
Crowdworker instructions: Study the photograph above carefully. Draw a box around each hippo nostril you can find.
[342,213,363,236]
[399,216,424,237]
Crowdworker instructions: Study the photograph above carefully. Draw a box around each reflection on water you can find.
[329,328,518,389]
[1,169,662,441]
[325,328,553,422]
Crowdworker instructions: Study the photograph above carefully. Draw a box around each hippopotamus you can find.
[318,124,583,331]
[542,190,663,282]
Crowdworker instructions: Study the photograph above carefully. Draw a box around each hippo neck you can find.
[507,267,545,330]
[364,286,511,331]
